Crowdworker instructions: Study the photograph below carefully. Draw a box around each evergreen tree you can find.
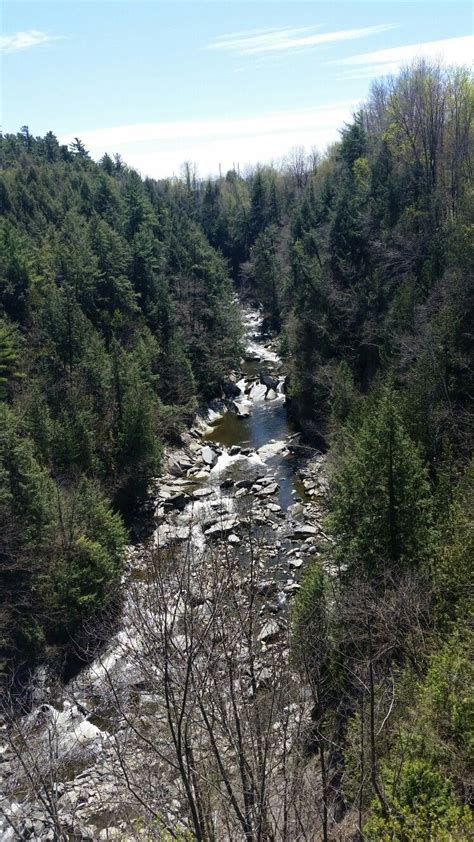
[330,389,433,575]
[248,169,267,243]
[250,225,281,330]
[0,320,22,399]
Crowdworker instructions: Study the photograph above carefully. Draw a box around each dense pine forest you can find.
[1,61,473,840]
[0,130,242,668]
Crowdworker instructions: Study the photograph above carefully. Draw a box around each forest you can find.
[1,60,473,840]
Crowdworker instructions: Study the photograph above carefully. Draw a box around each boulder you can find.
[192,487,213,499]
[163,492,188,511]
[190,469,211,480]
[168,453,194,476]
[204,518,238,539]
[174,526,190,542]
[222,380,241,400]
[229,445,241,456]
[167,456,184,477]
[202,446,218,467]
[235,478,254,489]
[258,620,280,643]
[232,401,251,418]
[266,502,282,513]
[256,666,273,691]
[258,482,279,496]
[292,524,319,538]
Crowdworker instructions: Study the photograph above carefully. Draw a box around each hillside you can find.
[1,60,473,841]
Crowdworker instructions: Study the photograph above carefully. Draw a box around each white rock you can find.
[202,446,218,467]
[258,482,279,496]
[266,502,282,513]
[204,518,238,539]
[292,525,319,538]
[258,620,280,643]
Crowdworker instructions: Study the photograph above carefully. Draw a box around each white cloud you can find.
[335,35,474,77]
[59,102,355,179]
[212,26,310,43]
[0,29,64,54]
[205,24,397,57]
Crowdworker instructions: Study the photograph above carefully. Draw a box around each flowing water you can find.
[204,308,301,509]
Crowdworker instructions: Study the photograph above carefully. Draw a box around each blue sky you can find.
[2,1,473,177]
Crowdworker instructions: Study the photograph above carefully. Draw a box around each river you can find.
[1,306,328,840]
[204,307,301,509]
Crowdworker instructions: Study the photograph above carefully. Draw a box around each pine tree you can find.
[0,320,22,399]
[248,169,267,243]
[330,389,433,575]
[250,226,281,330]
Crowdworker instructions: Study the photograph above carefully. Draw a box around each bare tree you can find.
[333,571,433,835]
[1,688,87,840]
[92,525,324,841]
[284,147,308,190]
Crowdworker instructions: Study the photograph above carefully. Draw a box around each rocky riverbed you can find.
[1,307,330,841]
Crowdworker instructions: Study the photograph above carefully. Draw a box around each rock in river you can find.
[258,481,279,496]
[232,400,251,418]
[291,524,319,539]
[204,517,238,539]
[266,502,282,513]
[202,445,218,467]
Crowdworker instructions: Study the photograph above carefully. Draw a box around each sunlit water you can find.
[205,308,300,510]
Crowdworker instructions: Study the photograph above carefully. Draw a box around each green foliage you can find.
[0,405,127,662]
[0,404,56,544]
[364,759,472,841]
[249,225,282,330]
[418,629,474,765]
[431,459,474,623]
[0,220,31,321]
[0,318,23,399]
[50,481,126,634]
[0,405,56,662]
[329,360,357,428]
[0,65,472,829]
[249,169,268,242]
[291,561,327,671]
[0,126,242,670]
[329,389,433,574]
